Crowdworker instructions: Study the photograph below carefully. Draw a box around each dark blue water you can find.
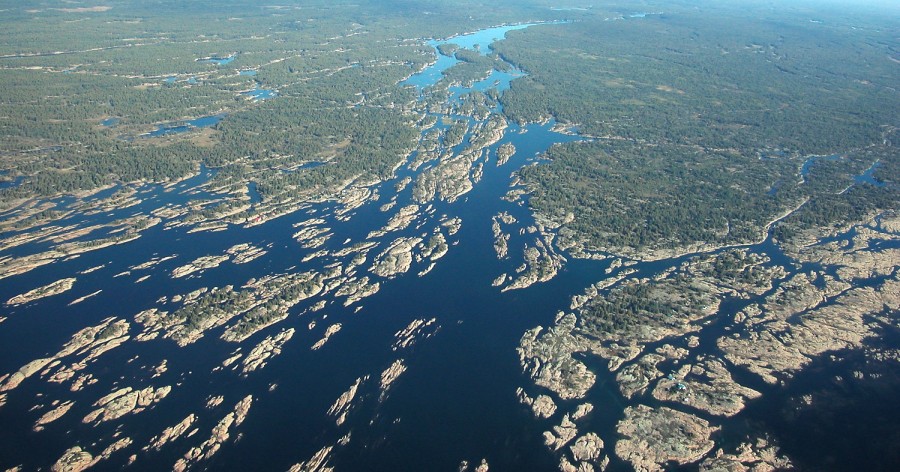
[239,69,257,76]
[730,331,900,472]
[0,22,599,471]
[247,181,261,204]
[403,23,560,90]
[448,69,523,103]
[100,117,120,127]
[0,19,892,472]
[0,22,577,469]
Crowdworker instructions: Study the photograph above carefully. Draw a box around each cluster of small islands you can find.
[0,1,898,471]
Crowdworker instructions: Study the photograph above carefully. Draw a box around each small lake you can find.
[143,113,225,138]
[799,153,887,188]
[1,22,587,471]
[855,160,885,187]
[800,153,842,179]
[198,55,236,65]
[241,85,277,101]
[0,175,24,190]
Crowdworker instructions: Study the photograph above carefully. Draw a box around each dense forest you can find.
[1,0,896,254]
[493,3,899,253]
[0,0,572,205]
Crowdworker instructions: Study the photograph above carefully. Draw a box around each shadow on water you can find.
[717,313,900,472]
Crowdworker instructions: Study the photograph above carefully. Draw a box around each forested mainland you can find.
[0,0,897,256]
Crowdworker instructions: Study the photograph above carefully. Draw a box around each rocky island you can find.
[6,277,76,306]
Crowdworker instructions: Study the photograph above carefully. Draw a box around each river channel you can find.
[0,20,895,472]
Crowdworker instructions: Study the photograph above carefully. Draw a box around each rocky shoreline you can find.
[516,212,900,471]
[6,277,76,306]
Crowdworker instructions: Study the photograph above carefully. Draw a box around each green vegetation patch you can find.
[495,4,898,253]
[521,140,796,251]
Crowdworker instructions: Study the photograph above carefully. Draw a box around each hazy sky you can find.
[713,0,899,12]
